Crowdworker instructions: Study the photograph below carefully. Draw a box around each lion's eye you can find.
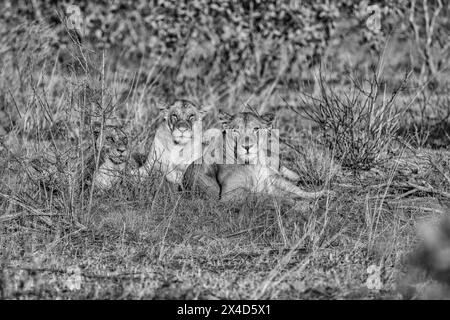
[106,136,115,144]
[189,115,195,122]
[170,114,178,122]
[254,127,260,131]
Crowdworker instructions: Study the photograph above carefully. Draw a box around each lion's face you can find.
[219,111,275,164]
[97,125,129,165]
[163,99,204,145]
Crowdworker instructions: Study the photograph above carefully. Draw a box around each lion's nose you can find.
[177,122,190,133]
[243,136,253,152]
[243,142,252,153]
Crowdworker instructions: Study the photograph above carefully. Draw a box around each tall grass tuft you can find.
[293,64,410,171]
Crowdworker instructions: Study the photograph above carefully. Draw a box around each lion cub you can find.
[135,99,208,186]
[27,123,130,195]
[85,123,129,190]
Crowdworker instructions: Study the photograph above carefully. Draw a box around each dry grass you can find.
[291,57,410,172]
[1,20,450,300]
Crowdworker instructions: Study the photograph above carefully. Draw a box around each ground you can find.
[1,2,450,300]
[1,132,448,299]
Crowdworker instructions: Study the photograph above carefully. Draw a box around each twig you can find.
[0,192,55,227]
[402,181,450,198]
[225,225,265,238]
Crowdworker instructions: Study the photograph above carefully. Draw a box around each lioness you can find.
[183,111,329,202]
[135,99,207,186]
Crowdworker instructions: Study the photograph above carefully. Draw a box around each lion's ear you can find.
[157,104,169,118]
[157,104,167,111]
[261,112,275,126]
[91,121,102,140]
[198,108,208,119]
[198,104,213,119]
[218,111,233,128]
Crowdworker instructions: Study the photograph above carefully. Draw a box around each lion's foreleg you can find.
[132,148,158,178]
[183,163,220,199]
[220,186,250,202]
[279,166,301,181]
[270,175,324,199]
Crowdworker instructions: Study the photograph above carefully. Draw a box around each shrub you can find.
[0,0,362,88]
[293,67,409,171]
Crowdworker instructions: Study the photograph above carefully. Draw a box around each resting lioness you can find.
[135,99,208,185]
[183,111,329,201]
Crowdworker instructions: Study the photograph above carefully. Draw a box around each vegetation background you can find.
[1,0,450,299]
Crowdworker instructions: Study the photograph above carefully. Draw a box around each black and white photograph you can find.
[1,0,450,303]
